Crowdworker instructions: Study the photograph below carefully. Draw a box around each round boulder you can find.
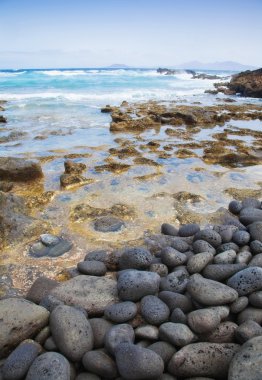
[26,352,70,380]
[115,343,164,380]
[159,322,195,347]
[2,339,42,380]
[187,309,221,334]
[105,324,135,355]
[140,295,170,325]
[117,270,160,301]
[227,267,262,296]
[119,247,153,270]
[187,274,238,306]
[168,342,240,379]
[228,336,262,380]
[82,350,118,379]
[104,301,137,323]
[50,305,94,361]
[179,223,200,237]
[77,261,107,276]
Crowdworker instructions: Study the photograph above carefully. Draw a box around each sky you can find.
[0,0,262,68]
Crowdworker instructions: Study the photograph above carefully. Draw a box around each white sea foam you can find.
[38,70,88,76]
[0,86,209,103]
[0,71,26,77]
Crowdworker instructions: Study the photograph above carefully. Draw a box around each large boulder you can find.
[51,275,119,315]
[0,298,49,358]
[168,342,240,379]
[0,157,43,181]
[228,68,262,98]
[228,336,262,379]
[50,305,94,361]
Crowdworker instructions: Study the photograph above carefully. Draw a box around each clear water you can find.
[1,68,262,292]
[0,67,237,157]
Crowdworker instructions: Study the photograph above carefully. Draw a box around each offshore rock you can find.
[228,68,262,98]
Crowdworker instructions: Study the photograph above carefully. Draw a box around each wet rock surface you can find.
[228,68,262,98]
[2,196,262,379]
[0,157,43,181]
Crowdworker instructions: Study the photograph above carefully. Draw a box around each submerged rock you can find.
[0,157,43,181]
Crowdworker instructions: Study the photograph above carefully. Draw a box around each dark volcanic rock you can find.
[50,305,94,361]
[229,200,242,214]
[227,267,262,296]
[2,339,42,380]
[239,207,262,225]
[179,223,200,237]
[82,350,118,379]
[77,260,107,276]
[160,268,189,293]
[202,263,247,282]
[161,223,178,236]
[147,341,176,364]
[187,274,238,305]
[104,301,137,323]
[194,228,222,248]
[168,342,240,379]
[249,222,262,242]
[228,336,262,380]
[161,247,187,267]
[0,157,43,181]
[235,320,262,343]
[89,318,113,348]
[228,68,262,98]
[249,290,262,308]
[105,324,135,355]
[193,240,216,255]
[94,216,125,232]
[135,325,159,341]
[119,247,153,270]
[115,343,164,379]
[26,352,70,380]
[117,270,160,301]
[140,295,170,325]
[158,291,193,313]
[187,252,213,274]
[187,308,221,334]
[159,322,195,347]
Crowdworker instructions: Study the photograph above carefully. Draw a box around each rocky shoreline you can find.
[1,197,262,379]
[0,68,262,379]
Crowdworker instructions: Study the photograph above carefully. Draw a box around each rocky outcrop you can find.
[0,115,7,123]
[228,68,262,98]
[0,157,43,181]
[60,159,93,189]
[157,68,196,75]
[0,191,48,248]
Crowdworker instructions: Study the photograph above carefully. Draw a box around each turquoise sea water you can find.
[0,67,238,157]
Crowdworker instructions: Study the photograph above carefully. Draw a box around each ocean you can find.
[0,67,238,157]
